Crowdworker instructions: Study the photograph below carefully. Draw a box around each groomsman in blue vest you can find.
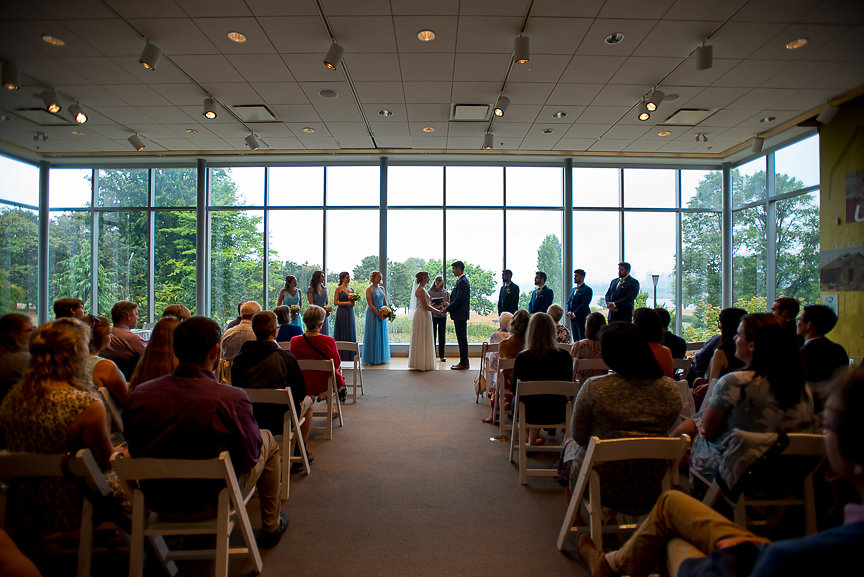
[497,269,519,315]
[528,271,553,314]
[566,269,592,341]
[605,262,639,322]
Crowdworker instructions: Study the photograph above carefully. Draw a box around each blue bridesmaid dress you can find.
[282,290,302,328]
[311,289,330,336]
[362,286,390,365]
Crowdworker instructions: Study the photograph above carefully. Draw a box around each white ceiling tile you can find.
[129,19,217,55]
[577,19,656,56]
[664,0,747,21]
[714,61,795,88]
[363,104,409,121]
[138,106,195,125]
[547,84,604,106]
[453,54,513,82]
[408,121,449,136]
[446,136,484,149]
[799,0,864,23]
[598,0,676,20]
[105,0,186,18]
[193,18,274,55]
[662,58,740,87]
[494,104,543,124]
[536,106,585,123]
[150,84,209,106]
[697,108,760,127]
[320,0,392,16]
[608,57,682,86]
[399,54,455,82]
[251,82,309,105]
[368,121,410,137]
[227,54,296,83]
[761,61,844,89]
[604,124,652,140]
[727,88,798,110]
[353,82,405,102]
[708,22,788,60]
[564,124,608,138]
[519,138,556,151]
[390,0,460,15]
[329,17,398,53]
[589,138,630,151]
[804,25,864,63]
[772,89,839,112]
[62,57,140,85]
[635,21,718,58]
[553,138,596,150]
[533,0,605,18]
[285,54,346,82]
[245,123,293,137]
[176,0,253,18]
[525,18,594,54]
[345,54,404,82]
[733,0,824,23]
[263,137,305,149]
[405,103,451,121]
[270,105,322,123]
[393,16,458,53]
[403,83,453,104]
[169,55,245,83]
[508,55,573,83]
[298,82,353,103]
[808,62,864,90]
[456,16,522,53]
[591,85,646,108]
[488,122,532,137]
[311,103,364,122]
[749,23,853,61]
[208,83,265,104]
[577,106,629,124]
[260,17,328,53]
[450,82,500,103]
[411,136,448,149]
[559,55,627,84]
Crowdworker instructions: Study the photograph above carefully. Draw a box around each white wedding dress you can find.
[408,285,436,371]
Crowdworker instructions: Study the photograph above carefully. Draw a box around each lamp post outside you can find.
[651,274,659,309]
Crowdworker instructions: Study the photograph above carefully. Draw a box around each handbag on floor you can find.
[473,343,489,401]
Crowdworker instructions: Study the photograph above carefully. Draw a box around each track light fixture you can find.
[139,41,163,71]
[245,134,261,150]
[751,137,764,154]
[646,91,664,112]
[41,90,61,113]
[482,132,493,149]
[202,97,217,119]
[2,61,20,91]
[696,43,713,70]
[816,103,839,124]
[324,42,344,70]
[694,132,708,142]
[128,134,145,151]
[514,36,530,64]
[638,98,650,121]
[69,103,87,124]
[493,96,510,117]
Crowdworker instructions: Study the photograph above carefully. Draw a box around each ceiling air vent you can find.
[450,104,491,122]
[661,108,718,126]
[231,104,278,123]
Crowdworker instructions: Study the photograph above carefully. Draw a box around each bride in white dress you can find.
[408,271,440,371]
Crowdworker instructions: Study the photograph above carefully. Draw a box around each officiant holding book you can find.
[428,275,449,362]
[444,261,471,370]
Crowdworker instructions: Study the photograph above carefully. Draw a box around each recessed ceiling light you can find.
[760,116,776,123]
[185,128,198,134]
[227,31,247,43]
[422,126,435,133]
[542,128,554,134]
[41,34,65,47]
[302,127,316,134]
[417,30,436,42]
[379,109,392,117]
[605,33,624,45]
[552,111,566,118]
[71,130,85,136]
[785,37,808,50]
[658,131,671,136]
[319,89,338,99]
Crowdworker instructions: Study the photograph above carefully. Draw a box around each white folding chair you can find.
[557,342,574,353]
[673,357,693,377]
[496,357,516,437]
[297,359,344,440]
[277,341,290,351]
[484,342,500,401]
[571,357,610,384]
[111,451,263,577]
[700,433,826,535]
[0,449,115,577]
[556,435,690,552]
[676,380,696,420]
[98,386,125,439]
[242,388,310,500]
[508,380,579,484]
[335,341,364,403]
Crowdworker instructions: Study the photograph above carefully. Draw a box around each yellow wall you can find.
[819,94,864,363]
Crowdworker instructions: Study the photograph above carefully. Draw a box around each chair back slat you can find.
[242,388,292,405]
[112,452,231,481]
[513,379,579,398]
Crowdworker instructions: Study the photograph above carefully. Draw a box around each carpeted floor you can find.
[240,367,586,577]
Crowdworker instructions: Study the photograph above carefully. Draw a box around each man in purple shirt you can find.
[124,316,288,548]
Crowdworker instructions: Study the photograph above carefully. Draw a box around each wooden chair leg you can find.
[76,500,94,577]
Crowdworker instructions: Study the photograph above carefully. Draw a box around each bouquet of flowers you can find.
[380,306,396,322]
[348,293,361,301]
[290,304,300,316]
[323,305,333,314]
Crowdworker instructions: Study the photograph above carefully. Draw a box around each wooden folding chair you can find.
[335,341,364,403]
[297,359,344,440]
[556,435,690,552]
[111,451,263,577]
[496,357,516,437]
[700,433,826,535]
[508,380,579,484]
[0,449,116,577]
[242,388,310,500]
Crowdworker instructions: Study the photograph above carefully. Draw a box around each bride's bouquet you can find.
[348,293,361,301]
[290,304,300,315]
[380,306,396,322]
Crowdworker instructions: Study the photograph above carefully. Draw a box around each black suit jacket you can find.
[498,282,519,314]
[605,276,639,321]
[447,275,470,321]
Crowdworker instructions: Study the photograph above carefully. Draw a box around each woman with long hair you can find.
[512,312,573,445]
[571,311,606,383]
[277,275,302,328]
[307,270,330,336]
[633,308,674,378]
[333,271,357,362]
[128,315,181,391]
[84,315,130,406]
[0,313,33,403]
[0,319,129,535]
[428,275,450,362]
[361,271,390,365]
[706,307,748,382]
[483,310,530,424]
[408,271,439,371]
[689,313,813,481]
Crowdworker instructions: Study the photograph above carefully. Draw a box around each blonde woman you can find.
[362,271,390,365]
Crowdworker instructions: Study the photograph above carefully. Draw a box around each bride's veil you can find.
[408,279,421,315]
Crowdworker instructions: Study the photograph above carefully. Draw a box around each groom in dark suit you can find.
[445,260,471,369]
[604,262,639,322]
[497,269,519,315]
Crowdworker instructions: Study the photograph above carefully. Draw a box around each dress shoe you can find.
[258,513,288,548]
[440,357,446,362]
[577,534,614,577]
[450,364,469,370]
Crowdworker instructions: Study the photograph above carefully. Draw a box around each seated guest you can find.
[560,322,680,506]
[513,312,573,445]
[572,312,606,384]
[274,306,302,342]
[53,297,85,319]
[83,315,130,406]
[483,310,530,424]
[577,368,864,577]
[771,296,800,336]
[216,301,261,383]
[100,300,146,380]
[128,316,180,391]
[705,307,748,384]
[655,307,686,359]
[289,305,347,403]
[0,313,33,404]
[688,313,813,482]
[232,311,314,462]
[161,304,190,320]
[547,304,572,345]
[687,334,721,384]
[798,304,849,407]
[633,308,674,378]
[0,319,129,537]
[486,312,512,391]
[124,317,287,548]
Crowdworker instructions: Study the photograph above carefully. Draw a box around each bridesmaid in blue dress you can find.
[333,271,357,362]
[277,275,302,328]
[362,271,390,365]
[306,270,330,336]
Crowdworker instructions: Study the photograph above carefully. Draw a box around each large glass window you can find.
[681,210,722,340]
[326,166,379,206]
[49,168,91,208]
[210,210,264,328]
[154,210,197,317]
[49,211,92,315]
[98,169,148,208]
[0,156,39,206]
[446,167,503,206]
[269,209,324,312]
[0,157,39,316]
[776,190,820,303]
[623,169,676,208]
[734,158,766,207]
[506,210,563,311]
[775,134,819,193]
[211,167,263,206]
[388,166,443,206]
[506,167,561,207]
[682,169,721,210]
[573,168,619,208]
[270,167,323,206]
[573,211,620,314]
[98,211,149,319]
[624,212,675,309]
[732,206,767,311]
[155,168,196,208]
